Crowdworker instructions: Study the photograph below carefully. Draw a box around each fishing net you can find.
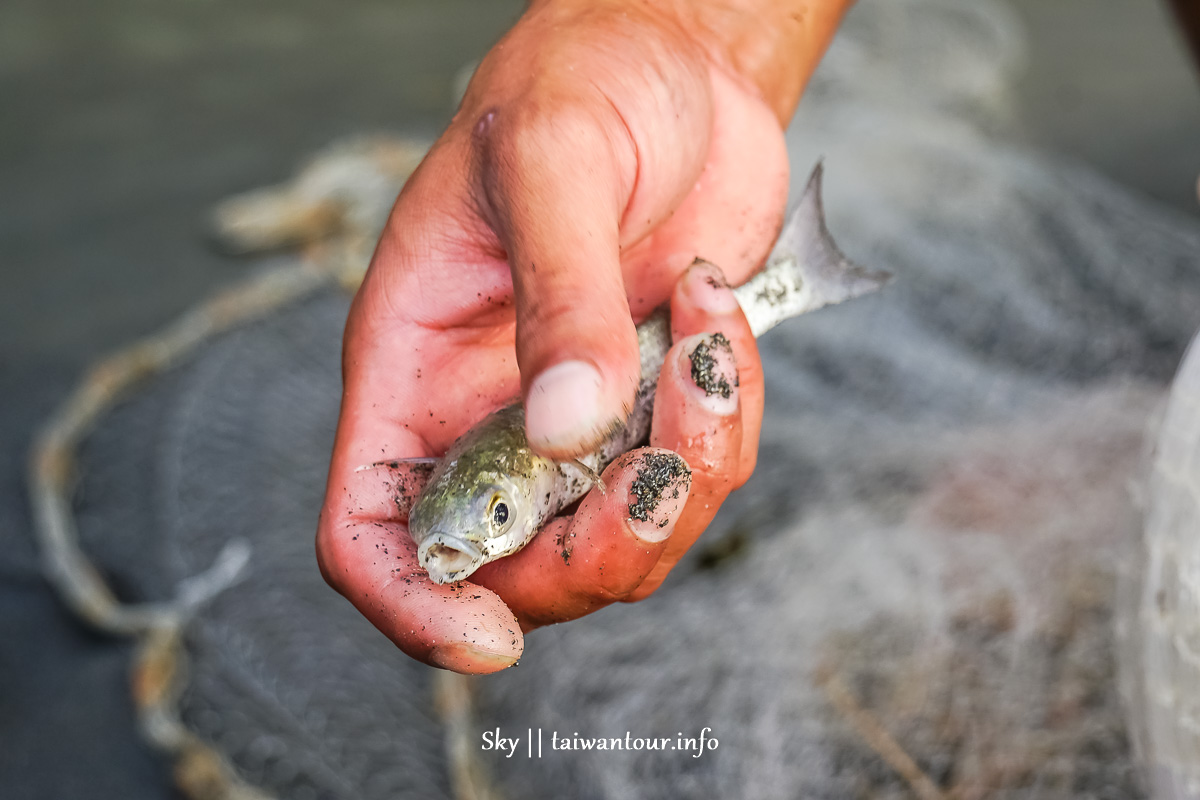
[1121,331,1200,800]
[32,0,1200,797]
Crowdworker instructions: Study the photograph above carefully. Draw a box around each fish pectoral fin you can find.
[354,456,439,472]
[569,459,607,496]
[353,456,439,518]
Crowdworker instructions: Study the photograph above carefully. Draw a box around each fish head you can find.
[409,470,535,584]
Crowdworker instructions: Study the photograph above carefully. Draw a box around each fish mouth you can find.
[417,533,484,585]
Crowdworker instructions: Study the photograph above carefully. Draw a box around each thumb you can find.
[474,102,641,459]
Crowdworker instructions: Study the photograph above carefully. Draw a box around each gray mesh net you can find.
[1122,332,1200,800]
[42,0,1200,797]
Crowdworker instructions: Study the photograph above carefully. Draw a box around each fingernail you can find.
[430,642,519,673]
[676,332,739,415]
[624,451,691,543]
[681,259,740,314]
[526,360,605,454]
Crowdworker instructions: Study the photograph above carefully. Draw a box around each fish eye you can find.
[487,492,512,531]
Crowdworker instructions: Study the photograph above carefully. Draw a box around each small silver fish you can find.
[395,164,889,583]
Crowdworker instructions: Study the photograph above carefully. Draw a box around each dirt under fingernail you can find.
[627,452,690,524]
[688,333,737,399]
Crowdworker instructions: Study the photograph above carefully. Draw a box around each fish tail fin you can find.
[735,162,892,336]
[788,162,892,306]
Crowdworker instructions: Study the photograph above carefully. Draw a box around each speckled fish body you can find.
[407,164,890,583]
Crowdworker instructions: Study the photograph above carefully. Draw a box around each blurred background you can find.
[2,0,1199,797]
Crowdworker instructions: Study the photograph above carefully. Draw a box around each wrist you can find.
[524,0,854,124]
[679,0,855,122]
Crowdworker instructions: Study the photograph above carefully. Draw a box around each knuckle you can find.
[733,451,759,490]
[517,292,579,331]
[671,422,740,487]
[584,572,641,605]
[477,97,599,175]
[622,574,664,603]
[314,519,352,593]
[688,458,737,501]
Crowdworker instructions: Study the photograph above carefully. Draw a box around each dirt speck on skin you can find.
[689,333,735,399]
[628,452,690,522]
[391,460,436,516]
[557,528,576,565]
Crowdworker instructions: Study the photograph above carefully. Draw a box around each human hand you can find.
[317,0,850,673]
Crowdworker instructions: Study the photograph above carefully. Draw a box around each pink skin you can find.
[314,0,835,674]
